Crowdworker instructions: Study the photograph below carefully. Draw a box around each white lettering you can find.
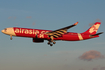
[41,31,45,34]
[39,34,44,38]
[39,31,45,38]
[20,28,21,33]
[33,29,34,34]
[22,29,25,33]
[15,28,49,37]
[25,30,29,34]
[29,30,32,34]
[35,30,39,35]
[15,29,19,33]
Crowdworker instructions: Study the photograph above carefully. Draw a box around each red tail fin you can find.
[82,22,101,34]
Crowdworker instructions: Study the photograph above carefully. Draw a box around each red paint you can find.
[13,22,101,41]
[13,27,99,41]
[2,22,102,46]
[82,22,101,35]
[13,27,51,38]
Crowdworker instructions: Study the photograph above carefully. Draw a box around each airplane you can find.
[1,22,103,46]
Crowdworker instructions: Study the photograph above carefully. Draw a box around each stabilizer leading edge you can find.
[90,32,103,36]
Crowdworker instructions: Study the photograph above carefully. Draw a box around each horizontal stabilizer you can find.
[91,32,103,36]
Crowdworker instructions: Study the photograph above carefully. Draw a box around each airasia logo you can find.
[14,28,49,38]
[89,24,100,33]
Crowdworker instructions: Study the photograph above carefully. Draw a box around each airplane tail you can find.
[82,22,101,35]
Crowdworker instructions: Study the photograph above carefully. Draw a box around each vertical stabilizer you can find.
[82,22,101,35]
